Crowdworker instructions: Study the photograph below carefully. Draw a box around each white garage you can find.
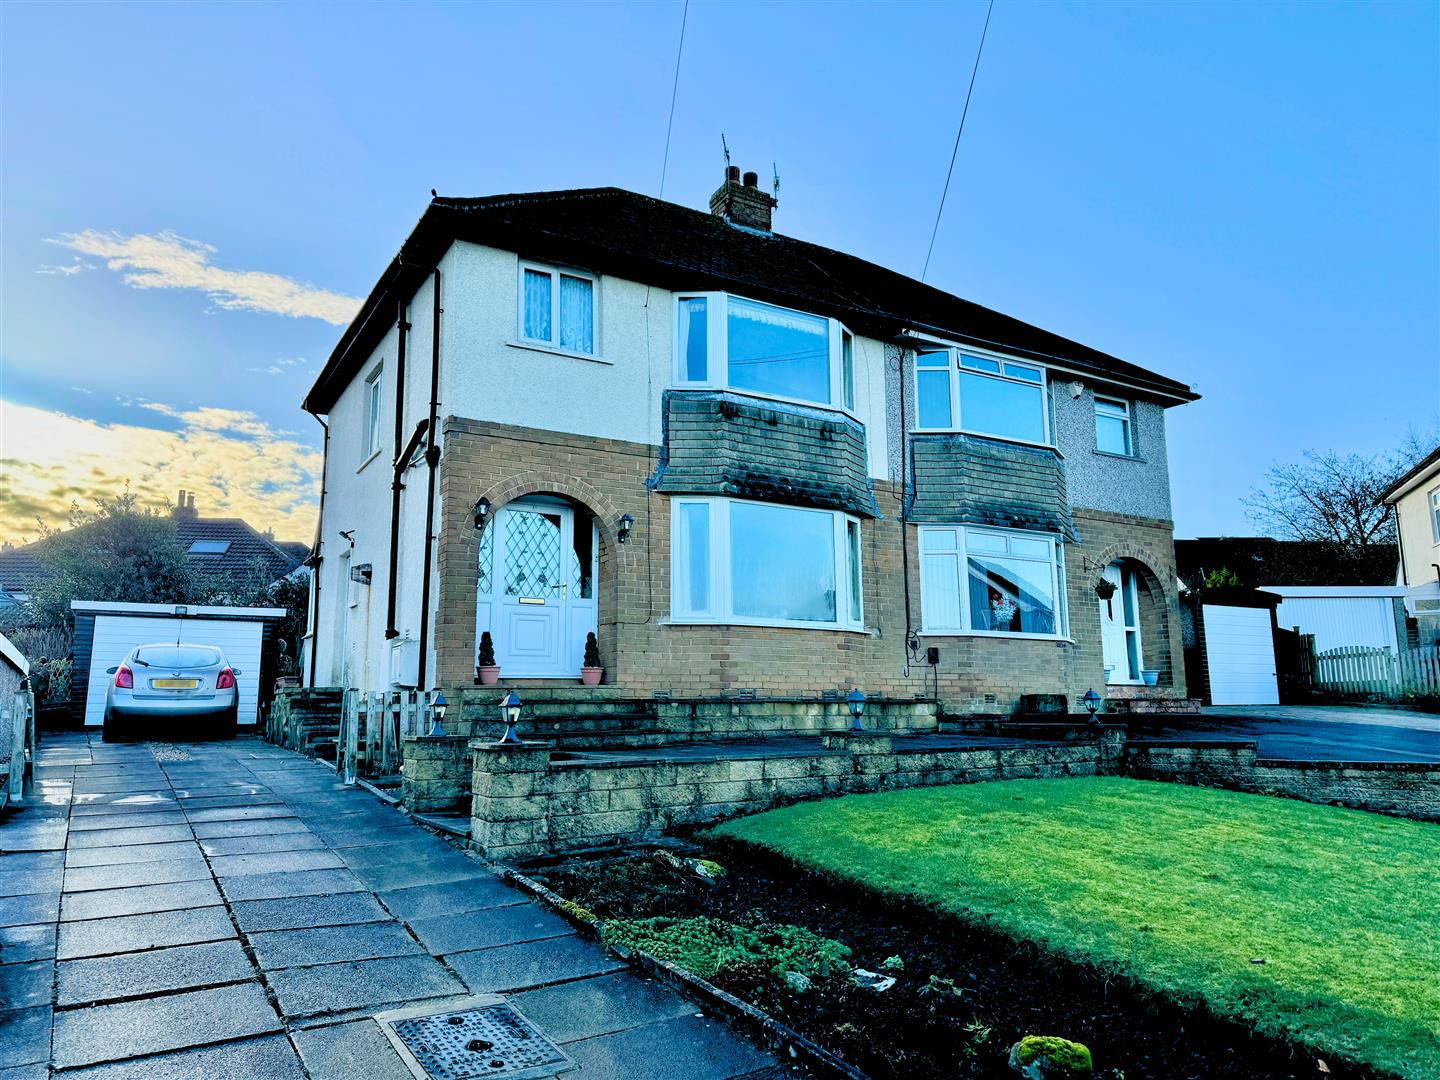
[72,601,285,727]
[1201,603,1279,705]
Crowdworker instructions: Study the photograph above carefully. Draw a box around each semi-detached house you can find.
[300,169,1198,717]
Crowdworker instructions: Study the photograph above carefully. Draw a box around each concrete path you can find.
[0,732,783,1079]
[1132,705,1440,763]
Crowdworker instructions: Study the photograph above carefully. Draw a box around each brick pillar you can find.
[470,741,551,860]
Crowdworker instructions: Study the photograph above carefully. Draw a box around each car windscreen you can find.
[134,645,223,668]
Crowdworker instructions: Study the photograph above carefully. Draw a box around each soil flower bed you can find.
[707,776,1440,1080]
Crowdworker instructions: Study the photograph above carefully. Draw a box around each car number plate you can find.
[152,678,199,689]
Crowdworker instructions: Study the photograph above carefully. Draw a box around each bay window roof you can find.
[305,187,1199,413]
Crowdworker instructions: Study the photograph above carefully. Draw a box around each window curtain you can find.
[523,270,552,341]
[559,275,593,353]
[967,555,1055,634]
[678,297,708,381]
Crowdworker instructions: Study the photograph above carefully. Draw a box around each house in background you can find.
[1382,446,1440,647]
[300,172,1199,717]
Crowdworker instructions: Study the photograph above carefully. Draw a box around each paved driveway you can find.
[0,733,782,1079]
[1131,705,1440,763]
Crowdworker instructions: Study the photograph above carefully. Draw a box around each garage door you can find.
[84,617,263,726]
[1202,604,1279,705]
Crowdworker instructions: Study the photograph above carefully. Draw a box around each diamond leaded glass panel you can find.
[503,510,562,597]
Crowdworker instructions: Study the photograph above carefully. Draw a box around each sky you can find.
[2,0,1436,548]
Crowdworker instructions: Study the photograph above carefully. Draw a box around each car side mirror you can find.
[106,666,118,674]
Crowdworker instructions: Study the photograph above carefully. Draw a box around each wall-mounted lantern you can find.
[473,497,491,531]
[617,513,635,544]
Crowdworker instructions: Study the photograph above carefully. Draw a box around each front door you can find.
[476,498,598,678]
[1099,562,1143,684]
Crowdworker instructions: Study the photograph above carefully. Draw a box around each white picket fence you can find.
[1313,645,1440,696]
[336,689,440,784]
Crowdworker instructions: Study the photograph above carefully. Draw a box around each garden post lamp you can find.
[847,689,867,732]
[428,690,448,738]
[498,690,524,745]
[1081,688,1102,732]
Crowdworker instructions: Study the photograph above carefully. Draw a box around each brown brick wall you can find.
[436,418,1186,712]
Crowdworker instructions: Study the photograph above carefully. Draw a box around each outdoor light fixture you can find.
[428,690,448,737]
[617,513,634,544]
[847,688,867,732]
[498,690,524,744]
[1081,688,1102,731]
[473,497,491,531]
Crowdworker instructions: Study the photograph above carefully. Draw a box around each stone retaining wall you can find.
[469,734,1117,861]
[266,687,343,754]
[401,735,474,813]
[1124,741,1440,821]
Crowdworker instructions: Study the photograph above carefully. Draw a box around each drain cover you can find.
[375,996,575,1080]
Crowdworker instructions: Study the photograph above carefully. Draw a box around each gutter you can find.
[303,410,329,687]
[384,296,412,640]
[416,267,442,688]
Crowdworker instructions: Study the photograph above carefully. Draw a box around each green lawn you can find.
[708,777,1440,1079]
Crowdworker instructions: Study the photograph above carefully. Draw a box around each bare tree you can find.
[1244,433,1434,548]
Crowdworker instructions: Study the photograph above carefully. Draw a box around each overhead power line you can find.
[921,0,996,282]
[659,0,691,199]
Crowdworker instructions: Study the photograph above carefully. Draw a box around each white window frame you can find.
[1430,488,1440,544]
[517,261,598,356]
[912,345,1051,446]
[673,292,856,415]
[918,524,1068,639]
[362,364,383,462]
[1094,395,1134,456]
[669,495,864,631]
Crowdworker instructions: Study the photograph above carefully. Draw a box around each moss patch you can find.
[601,915,850,981]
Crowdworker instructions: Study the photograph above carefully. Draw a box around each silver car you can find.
[103,643,242,741]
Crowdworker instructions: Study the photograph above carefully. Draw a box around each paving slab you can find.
[562,1013,775,1080]
[0,1006,51,1067]
[62,856,210,893]
[57,905,235,959]
[0,868,62,899]
[65,840,201,868]
[182,805,296,823]
[57,938,255,1005]
[290,1018,414,1080]
[217,867,364,902]
[0,960,54,1010]
[0,923,56,965]
[207,848,345,877]
[266,953,465,1017]
[57,1033,305,1080]
[197,831,325,857]
[174,794,285,810]
[230,891,391,933]
[69,810,189,830]
[70,778,169,795]
[0,1061,48,1080]
[377,875,524,921]
[60,879,222,922]
[446,935,625,993]
[350,857,491,894]
[70,794,176,813]
[0,823,68,852]
[0,893,59,928]
[247,920,424,970]
[189,816,312,839]
[510,970,699,1043]
[0,852,62,875]
[51,980,281,1069]
[66,823,194,848]
[406,902,573,955]
[336,836,457,868]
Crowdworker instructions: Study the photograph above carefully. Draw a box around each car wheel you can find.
[101,713,121,742]
[215,704,238,740]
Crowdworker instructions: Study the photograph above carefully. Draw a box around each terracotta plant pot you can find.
[580,667,603,686]
[476,665,501,686]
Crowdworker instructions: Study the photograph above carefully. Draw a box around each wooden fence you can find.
[1312,644,1440,697]
[336,689,439,784]
[1,690,37,809]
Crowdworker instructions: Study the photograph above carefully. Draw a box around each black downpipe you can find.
[897,348,917,677]
[384,297,410,640]
[304,411,330,687]
[416,268,442,689]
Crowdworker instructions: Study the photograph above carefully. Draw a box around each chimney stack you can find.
[709,164,777,232]
[173,489,198,520]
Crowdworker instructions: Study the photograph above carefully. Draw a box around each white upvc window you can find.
[1094,395,1134,456]
[674,293,855,412]
[671,496,864,631]
[519,262,597,355]
[914,347,1049,445]
[919,524,1067,638]
[1430,488,1440,543]
[362,364,383,459]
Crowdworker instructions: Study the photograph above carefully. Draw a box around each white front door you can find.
[1099,562,1143,684]
[476,498,598,678]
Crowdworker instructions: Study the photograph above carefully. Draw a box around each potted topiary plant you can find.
[476,631,500,686]
[580,632,603,686]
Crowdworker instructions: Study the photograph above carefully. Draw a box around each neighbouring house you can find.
[1381,445,1440,647]
[0,490,307,608]
[299,172,1199,717]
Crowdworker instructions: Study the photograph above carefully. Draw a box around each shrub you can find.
[477,631,496,667]
[601,916,850,980]
[583,631,601,668]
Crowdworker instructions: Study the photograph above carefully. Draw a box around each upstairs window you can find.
[362,365,383,459]
[1095,396,1133,456]
[675,293,855,411]
[520,263,595,355]
[914,348,1048,444]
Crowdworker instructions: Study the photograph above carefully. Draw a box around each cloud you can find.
[0,399,321,547]
[248,356,307,377]
[47,230,361,325]
[36,258,96,276]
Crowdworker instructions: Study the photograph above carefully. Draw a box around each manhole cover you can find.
[376,996,575,1080]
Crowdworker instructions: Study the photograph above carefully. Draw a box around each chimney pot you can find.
[742,171,758,188]
[725,165,741,184]
[709,164,778,233]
